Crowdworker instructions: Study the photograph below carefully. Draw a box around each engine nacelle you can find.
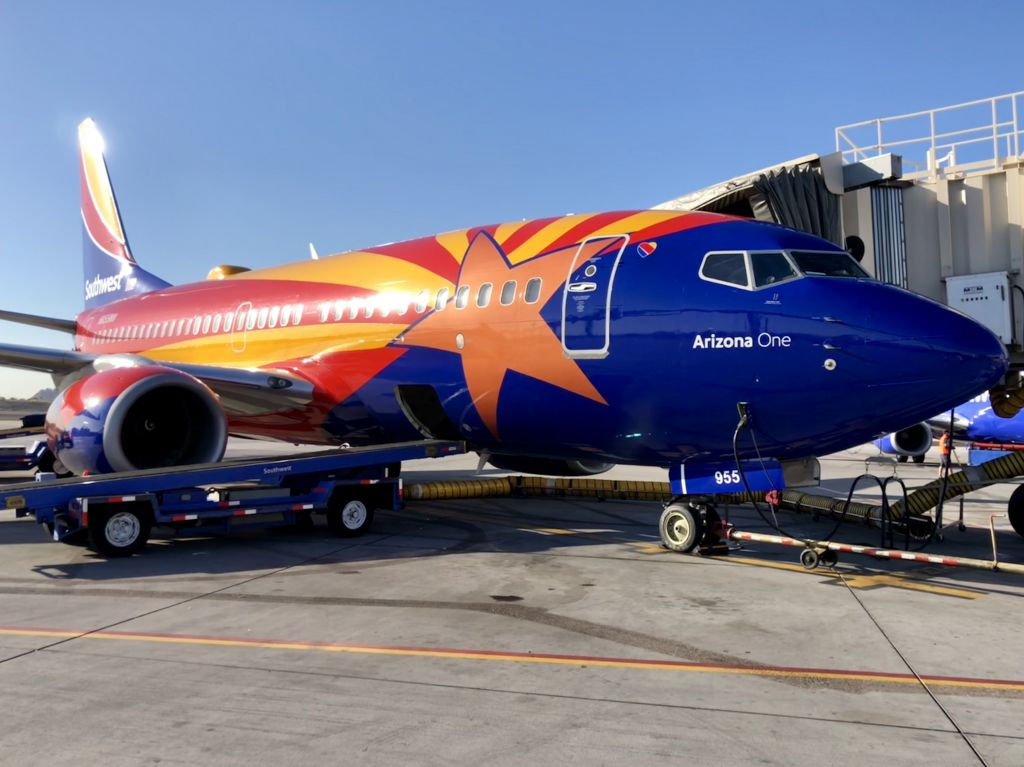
[46,366,227,475]
[874,422,932,457]
[485,454,614,476]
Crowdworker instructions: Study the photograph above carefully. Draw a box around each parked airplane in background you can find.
[0,119,1010,489]
[877,392,1024,462]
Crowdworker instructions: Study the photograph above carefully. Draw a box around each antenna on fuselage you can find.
[309,242,319,260]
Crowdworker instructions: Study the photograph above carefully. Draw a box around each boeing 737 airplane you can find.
[877,391,1024,463]
[0,120,1010,502]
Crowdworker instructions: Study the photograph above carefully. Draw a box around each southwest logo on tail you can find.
[0,119,1010,487]
[79,118,169,308]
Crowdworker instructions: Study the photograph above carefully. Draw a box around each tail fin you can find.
[79,118,171,309]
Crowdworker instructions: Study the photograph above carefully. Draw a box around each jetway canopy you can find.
[655,153,846,245]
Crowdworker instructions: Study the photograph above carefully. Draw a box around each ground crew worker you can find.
[939,430,952,475]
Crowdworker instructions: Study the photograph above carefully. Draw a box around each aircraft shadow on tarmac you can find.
[3,491,1022,601]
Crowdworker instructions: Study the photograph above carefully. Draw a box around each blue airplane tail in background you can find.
[79,118,170,310]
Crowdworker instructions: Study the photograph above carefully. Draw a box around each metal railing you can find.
[835,91,1024,180]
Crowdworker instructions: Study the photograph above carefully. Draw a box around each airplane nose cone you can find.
[843,285,1008,420]
[919,310,1007,395]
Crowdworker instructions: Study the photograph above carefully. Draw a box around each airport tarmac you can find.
[0,438,1022,766]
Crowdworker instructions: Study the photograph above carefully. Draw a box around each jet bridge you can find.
[657,90,1024,379]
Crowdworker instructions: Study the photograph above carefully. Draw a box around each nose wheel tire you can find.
[659,503,705,553]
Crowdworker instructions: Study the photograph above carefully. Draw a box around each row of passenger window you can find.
[90,277,545,345]
[316,278,543,322]
[92,303,307,344]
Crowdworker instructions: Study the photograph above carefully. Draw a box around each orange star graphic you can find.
[398,232,610,438]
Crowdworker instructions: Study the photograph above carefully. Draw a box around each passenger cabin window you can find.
[500,280,516,306]
[700,253,749,288]
[751,252,798,288]
[257,307,268,329]
[524,278,542,304]
[476,283,493,308]
[455,285,470,309]
[790,251,868,278]
[414,290,430,313]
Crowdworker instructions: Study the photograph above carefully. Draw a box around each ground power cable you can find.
[0,535,378,668]
[833,567,990,767]
[732,405,858,545]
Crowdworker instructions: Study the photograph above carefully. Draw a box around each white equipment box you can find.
[945,271,1012,344]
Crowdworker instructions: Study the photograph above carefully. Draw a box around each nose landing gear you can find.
[659,498,726,554]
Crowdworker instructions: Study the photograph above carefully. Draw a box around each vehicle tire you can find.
[912,454,926,464]
[1008,485,1024,539]
[87,503,152,557]
[326,492,375,537]
[800,548,820,570]
[819,549,838,567]
[659,503,704,553]
[897,455,908,464]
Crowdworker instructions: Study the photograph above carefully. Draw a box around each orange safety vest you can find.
[939,432,951,457]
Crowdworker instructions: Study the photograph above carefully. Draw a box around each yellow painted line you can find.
[418,509,981,599]
[712,555,982,600]
[2,627,1021,692]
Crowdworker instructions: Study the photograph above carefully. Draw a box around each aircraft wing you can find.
[0,309,77,334]
[0,342,94,376]
[0,342,314,415]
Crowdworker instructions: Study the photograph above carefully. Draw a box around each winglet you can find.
[79,118,171,309]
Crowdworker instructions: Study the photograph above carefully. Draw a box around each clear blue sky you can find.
[0,0,1019,396]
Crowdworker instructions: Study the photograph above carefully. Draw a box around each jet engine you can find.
[485,454,614,476]
[46,366,227,475]
[874,422,932,463]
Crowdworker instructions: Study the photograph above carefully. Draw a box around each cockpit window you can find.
[790,250,868,278]
[751,251,798,288]
[700,253,749,288]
